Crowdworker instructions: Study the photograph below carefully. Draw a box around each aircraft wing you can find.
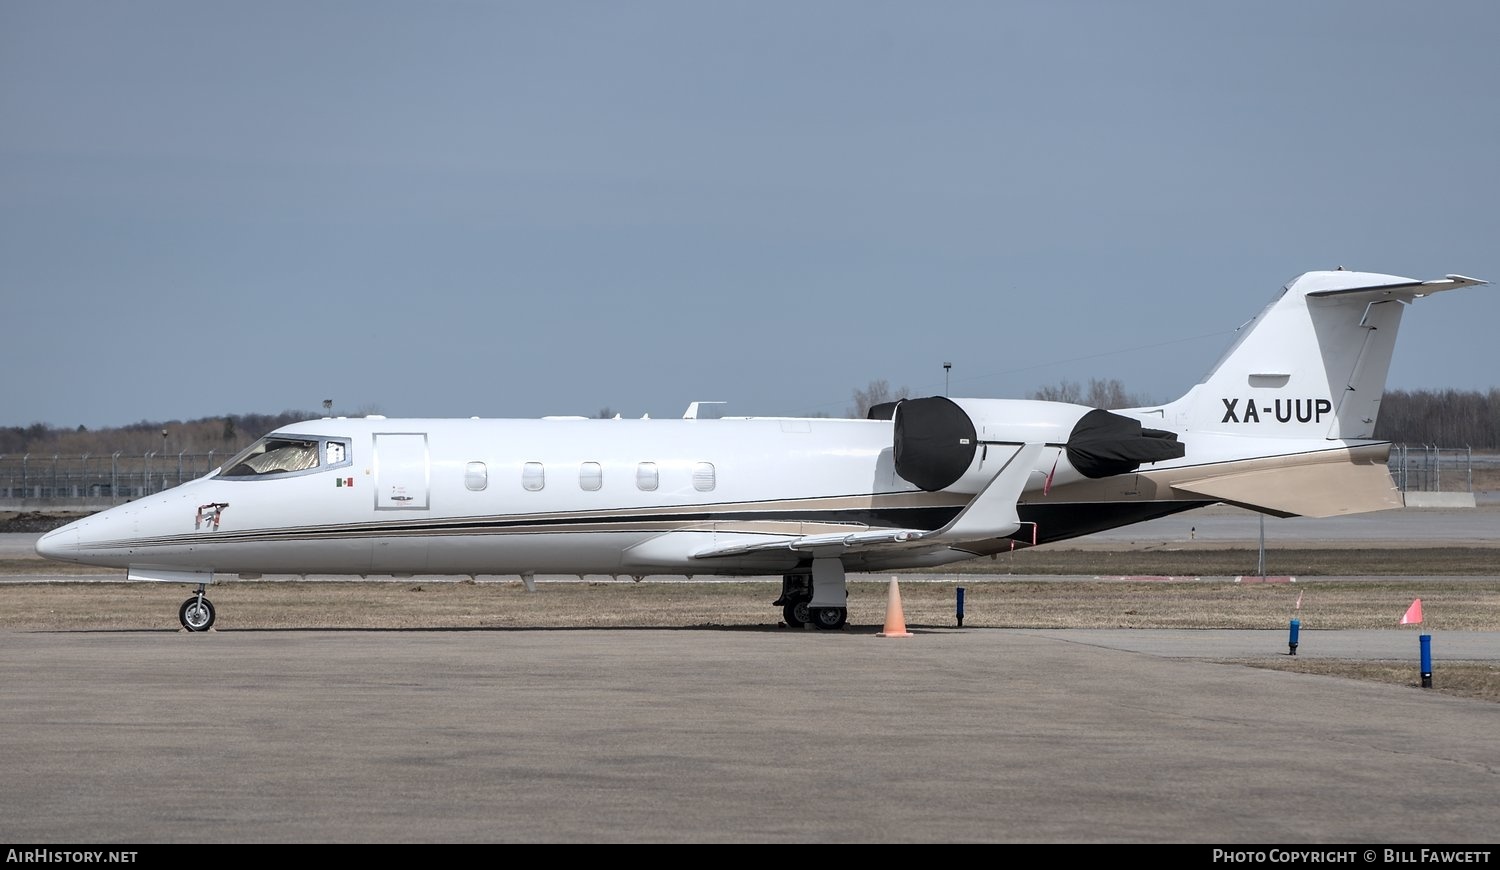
[691,442,1045,560]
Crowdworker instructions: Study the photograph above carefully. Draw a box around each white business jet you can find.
[36,269,1489,631]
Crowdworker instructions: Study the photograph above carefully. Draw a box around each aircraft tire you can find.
[180,597,216,632]
[811,607,847,631]
[783,601,809,628]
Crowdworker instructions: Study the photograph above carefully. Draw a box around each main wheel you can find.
[783,601,810,627]
[811,607,847,630]
[180,596,216,632]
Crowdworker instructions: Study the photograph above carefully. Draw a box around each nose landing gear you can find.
[180,584,216,631]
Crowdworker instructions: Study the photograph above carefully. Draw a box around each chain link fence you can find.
[0,452,231,507]
[1389,445,1477,494]
[0,445,1483,511]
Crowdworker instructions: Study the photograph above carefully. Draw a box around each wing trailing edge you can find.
[691,443,1045,559]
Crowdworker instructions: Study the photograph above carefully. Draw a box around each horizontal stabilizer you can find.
[1172,457,1401,518]
[1304,274,1487,300]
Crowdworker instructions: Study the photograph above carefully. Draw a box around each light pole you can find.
[943,362,952,397]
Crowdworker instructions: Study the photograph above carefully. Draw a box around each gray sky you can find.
[3,1,1498,430]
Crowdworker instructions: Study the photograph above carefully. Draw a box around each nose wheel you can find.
[179,585,216,632]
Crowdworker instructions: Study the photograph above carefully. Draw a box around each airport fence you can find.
[1389,444,1480,494]
[0,445,1485,510]
[0,451,230,505]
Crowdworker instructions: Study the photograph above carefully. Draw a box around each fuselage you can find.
[38,415,934,577]
[35,410,1386,579]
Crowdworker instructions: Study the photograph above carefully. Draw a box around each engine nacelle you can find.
[890,397,1185,493]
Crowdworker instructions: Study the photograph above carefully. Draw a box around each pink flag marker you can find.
[1400,599,1423,625]
[1043,454,1060,495]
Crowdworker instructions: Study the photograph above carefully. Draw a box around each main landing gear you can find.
[773,557,848,630]
[180,583,216,632]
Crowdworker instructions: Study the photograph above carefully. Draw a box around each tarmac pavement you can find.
[1,625,1496,844]
[3,505,1498,845]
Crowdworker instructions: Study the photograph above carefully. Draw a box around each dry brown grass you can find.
[941,546,1500,576]
[5,553,1498,704]
[1223,658,1496,703]
[7,575,1495,630]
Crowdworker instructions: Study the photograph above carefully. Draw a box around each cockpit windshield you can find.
[218,435,349,479]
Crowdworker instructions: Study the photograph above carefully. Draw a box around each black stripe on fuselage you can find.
[84,499,1215,554]
[80,499,968,550]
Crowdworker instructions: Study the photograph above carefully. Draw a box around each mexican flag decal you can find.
[336,477,355,488]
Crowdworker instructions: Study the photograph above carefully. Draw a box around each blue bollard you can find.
[1420,634,1433,688]
[956,586,965,627]
[1288,618,1300,655]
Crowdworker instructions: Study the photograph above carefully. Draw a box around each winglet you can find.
[923,442,1043,543]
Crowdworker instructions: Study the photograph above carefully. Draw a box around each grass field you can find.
[5,519,1498,702]
[4,570,1498,703]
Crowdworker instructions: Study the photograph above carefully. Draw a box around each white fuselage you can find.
[36,411,1379,580]
[41,416,920,577]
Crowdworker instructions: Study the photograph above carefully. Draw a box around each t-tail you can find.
[1159,270,1488,440]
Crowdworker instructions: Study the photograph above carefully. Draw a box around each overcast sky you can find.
[3,1,1497,430]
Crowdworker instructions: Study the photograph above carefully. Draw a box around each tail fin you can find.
[1161,270,1487,439]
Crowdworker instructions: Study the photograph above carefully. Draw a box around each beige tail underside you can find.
[1170,448,1401,518]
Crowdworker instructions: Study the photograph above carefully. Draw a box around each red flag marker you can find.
[1400,599,1423,625]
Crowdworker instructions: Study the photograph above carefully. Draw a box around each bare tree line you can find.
[848,377,1145,417]
[848,379,911,418]
[1026,378,1146,409]
[1372,388,1500,449]
[0,411,320,456]
[2,387,1497,453]
[846,380,1498,448]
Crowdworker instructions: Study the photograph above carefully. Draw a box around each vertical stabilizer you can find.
[1161,271,1487,440]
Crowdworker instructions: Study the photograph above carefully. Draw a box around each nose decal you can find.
[195,503,229,531]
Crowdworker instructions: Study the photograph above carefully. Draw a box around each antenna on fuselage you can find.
[682,401,727,420]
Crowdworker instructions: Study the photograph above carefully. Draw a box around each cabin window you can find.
[636,462,659,492]
[692,461,716,492]
[465,462,487,491]
[522,462,545,492]
[580,462,602,491]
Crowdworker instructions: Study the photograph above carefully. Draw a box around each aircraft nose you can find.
[35,525,78,562]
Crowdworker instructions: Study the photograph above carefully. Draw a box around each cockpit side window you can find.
[219,436,353,479]
[323,439,352,470]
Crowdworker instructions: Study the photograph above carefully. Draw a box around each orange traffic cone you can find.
[877,577,913,637]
